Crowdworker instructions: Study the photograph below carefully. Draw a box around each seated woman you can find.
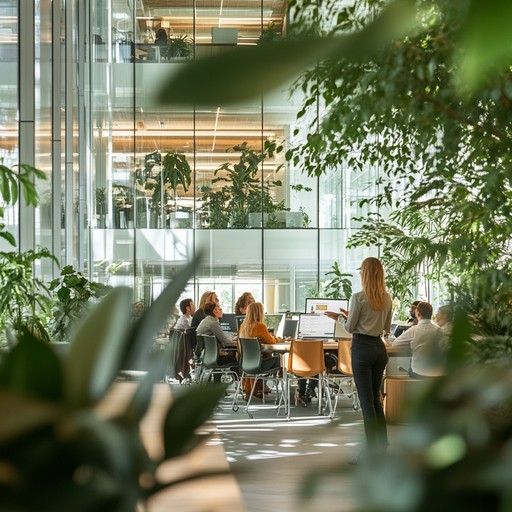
[238,302,281,399]
[235,291,255,315]
[196,302,237,367]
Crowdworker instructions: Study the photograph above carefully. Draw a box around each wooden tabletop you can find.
[263,339,411,357]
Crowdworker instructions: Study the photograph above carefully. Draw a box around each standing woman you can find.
[326,257,392,461]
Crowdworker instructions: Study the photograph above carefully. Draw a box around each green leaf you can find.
[0,392,62,444]
[0,331,64,402]
[121,253,201,371]
[162,384,227,459]
[63,287,133,408]
[157,0,420,105]
[458,0,512,94]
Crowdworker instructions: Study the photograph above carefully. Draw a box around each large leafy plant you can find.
[323,261,353,301]
[135,150,192,218]
[0,256,227,511]
[200,140,284,228]
[0,248,57,341]
[48,265,112,341]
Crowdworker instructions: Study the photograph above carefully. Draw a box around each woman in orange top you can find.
[238,302,281,398]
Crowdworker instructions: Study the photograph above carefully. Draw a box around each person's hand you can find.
[276,336,283,343]
[324,311,340,321]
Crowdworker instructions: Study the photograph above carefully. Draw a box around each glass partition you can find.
[0,1,18,249]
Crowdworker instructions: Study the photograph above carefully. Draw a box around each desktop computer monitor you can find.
[281,318,298,338]
[305,297,349,316]
[297,313,336,339]
[235,315,245,330]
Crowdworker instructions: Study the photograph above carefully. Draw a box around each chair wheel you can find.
[248,413,253,419]
[232,405,239,412]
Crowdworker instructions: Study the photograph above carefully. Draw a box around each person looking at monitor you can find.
[392,301,445,378]
[238,302,281,400]
[191,291,219,329]
[325,257,393,464]
[174,298,196,330]
[196,302,237,362]
[235,292,255,315]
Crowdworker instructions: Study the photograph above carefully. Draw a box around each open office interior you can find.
[0,0,437,311]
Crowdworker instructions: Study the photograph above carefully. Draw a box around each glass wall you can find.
[1,0,383,317]
[84,0,380,314]
[0,1,19,248]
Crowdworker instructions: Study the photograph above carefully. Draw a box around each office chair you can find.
[231,337,284,418]
[328,339,360,412]
[199,335,239,386]
[286,339,333,420]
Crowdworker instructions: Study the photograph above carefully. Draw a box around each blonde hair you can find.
[239,302,264,338]
[359,257,388,311]
[198,290,217,309]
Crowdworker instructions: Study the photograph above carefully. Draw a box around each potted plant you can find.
[200,140,284,228]
[95,187,107,228]
[135,150,192,228]
[166,34,193,60]
[47,265,112,341]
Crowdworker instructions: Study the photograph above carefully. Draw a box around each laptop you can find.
[282,318,299,338]
[219,313,238,334]
[393,324,410,338]
[297,313,336,340]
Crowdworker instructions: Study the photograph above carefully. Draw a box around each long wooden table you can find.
[262,339,411,357]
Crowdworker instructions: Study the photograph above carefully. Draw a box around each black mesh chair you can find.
[231,337,284,418]
[199,334,239,386]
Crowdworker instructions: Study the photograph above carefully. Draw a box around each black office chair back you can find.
[195,333,205,357]
[185,327,197,352]
[239,337,262,374]
[202,335,220,368]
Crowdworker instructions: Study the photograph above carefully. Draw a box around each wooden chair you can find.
[286,339,332,419]
[328,339,360,413]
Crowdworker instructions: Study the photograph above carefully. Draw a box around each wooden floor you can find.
[101,381,402,511]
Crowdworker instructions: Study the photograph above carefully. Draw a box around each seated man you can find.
[392,301,445,378]
[174,298,195,330]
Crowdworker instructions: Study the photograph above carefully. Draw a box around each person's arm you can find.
[384,297,393,335]
[253,323,277,344]
[345,296,360,333]
[392,326,415,346]
[209,318,233,346]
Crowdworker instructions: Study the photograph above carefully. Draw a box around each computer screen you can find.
[235,315,245,330]
[305,297,349,316]
[264,313,284,334]
[297,313,336,339]
[281,318,298,338]
[219,313,238,334]
[393,324,410,338]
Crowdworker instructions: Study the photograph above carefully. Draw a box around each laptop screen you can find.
[219,313,238,334]
[297,313,335,339]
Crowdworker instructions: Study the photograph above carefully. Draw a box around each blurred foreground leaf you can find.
[158,0,420,105]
